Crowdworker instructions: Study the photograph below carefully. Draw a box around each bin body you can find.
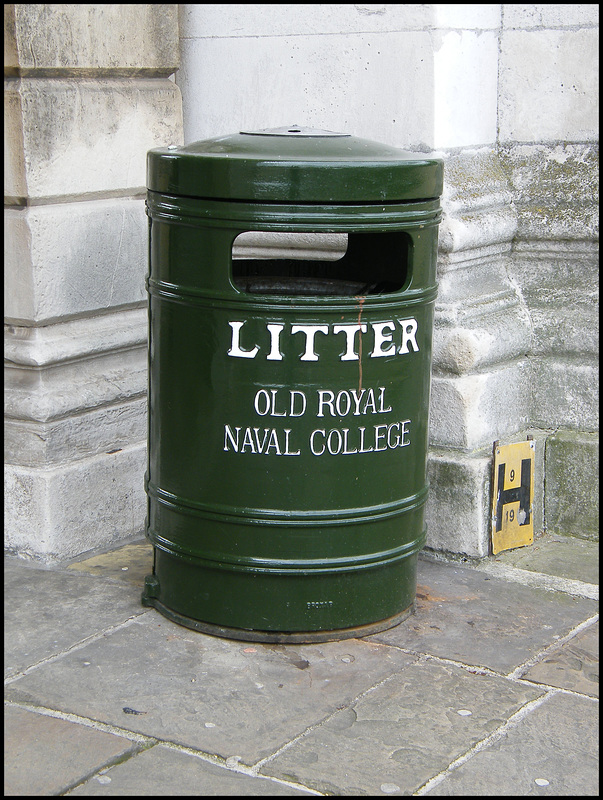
[142,128,443,642]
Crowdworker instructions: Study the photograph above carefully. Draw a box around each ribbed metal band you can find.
[146,527,427,574]
[146,276,438,311]
[146,192,442,230]
[146,478,428,526]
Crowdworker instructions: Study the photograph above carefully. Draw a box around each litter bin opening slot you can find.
[232,231,409,297]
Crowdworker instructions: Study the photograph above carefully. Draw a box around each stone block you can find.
[530,358,598,431]
[4,442,147,563]
[5,198,148,324]
[5,77,182,202]
[545,429,599,540]
[498,144,599,241]
[433,30,498,148]
[5,398,147,468]
[5,317,147,423]
[178,31,434,147]
[425,448,492,557]
[498,29,599,142]
[6,4,179,75]
[503,4,600,29]
[4,198,148,325]
[180,4,438,38]
[438,150,517,253]
[429,361,531,451]
[507,239,599,357]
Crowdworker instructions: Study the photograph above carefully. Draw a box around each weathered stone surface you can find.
[5,614,416,764]
[425,449,492,557]
[4,443,147,563]
[5,4,179,75]
[508,239,599,359]
[4,559,147,678]
[530,358,598,432]
[260,659,543,795]
[503,4,600,28]
[429,361,531,451]
[5,78,182,202]
[178,31,435,148]
[70,744,314,796]
[520,620,598,697]
[4,199,148,324]
[4,398,147,468]
[4,705,139,796]
[499,30,599,142]
[489,532,599,586]
[5,341,147,423]
[370,558,598,673]
[545,430,599,540]
[499,143,599,240]
[424,692,599,795]
[438,151,517,252]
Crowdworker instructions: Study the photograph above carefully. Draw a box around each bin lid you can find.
[147,126,443,203]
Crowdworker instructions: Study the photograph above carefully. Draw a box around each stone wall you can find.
[4,5,183,561]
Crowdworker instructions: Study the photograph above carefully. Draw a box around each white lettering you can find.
[399,318,419,353]
[317,390,335,418]
[266,323,284,361]
[333,323,367,361]
[227,321,259,358]
[370,322,396,358]
[291,324,329,361]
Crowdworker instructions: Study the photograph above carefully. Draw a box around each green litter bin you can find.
[142,126,443,642]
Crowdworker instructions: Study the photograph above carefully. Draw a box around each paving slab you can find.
[4,559,149,680]
[490,533,599,586]
[4,704,139,796]
[369,558,598,673]
[519,620,599,697]
[5,613,416,764]
[69,743,315,796]
[260,657,545,796]
[423,691,599,796]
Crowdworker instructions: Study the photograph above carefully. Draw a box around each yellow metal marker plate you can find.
[491,440,535,555]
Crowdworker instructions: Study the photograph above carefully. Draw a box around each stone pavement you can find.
[4,534,599,796]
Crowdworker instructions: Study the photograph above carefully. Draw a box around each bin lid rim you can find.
[147,129,444,202]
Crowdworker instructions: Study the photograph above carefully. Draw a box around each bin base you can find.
[142,594,415,644]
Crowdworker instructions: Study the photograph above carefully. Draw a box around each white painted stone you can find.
[180,3,438,38]
[433,30,498,148]
[6,4,179,73]
[4,443,147,563]
[4,199,148,324]
[503,4,600,29]
[498,29,599,142]
[5,78,183,201]
[177,32,435,147]
[433,4,501,29]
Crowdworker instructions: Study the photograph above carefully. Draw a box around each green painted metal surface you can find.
[142,128,443,641]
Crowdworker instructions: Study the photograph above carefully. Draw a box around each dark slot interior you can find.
[232,232,409,296]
